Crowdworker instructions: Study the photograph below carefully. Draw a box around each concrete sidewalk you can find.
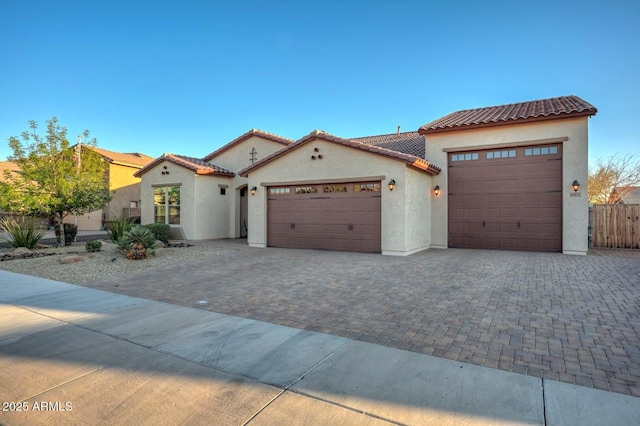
[1,271,639,425]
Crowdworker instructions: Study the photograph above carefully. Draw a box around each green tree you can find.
[0,117,111,246]
[588,153,640,204]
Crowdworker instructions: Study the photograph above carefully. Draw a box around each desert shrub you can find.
[54,223,78,245]
[116,225,158,260]
[85,240,102,252]
[106,216,136,243]
[0,217,48,249]
[143,223,170,243]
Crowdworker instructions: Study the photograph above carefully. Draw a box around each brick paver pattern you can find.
[82,242,640,397]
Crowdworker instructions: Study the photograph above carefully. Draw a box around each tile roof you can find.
[419,95,598,134]
[202,129,295,162]
[84,146,155,168]
[353,131,425,159]
[134,154,235,178]
[611,186,640,204]
[239,130,440,177]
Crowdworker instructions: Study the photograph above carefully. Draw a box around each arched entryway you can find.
[238,185,248,238]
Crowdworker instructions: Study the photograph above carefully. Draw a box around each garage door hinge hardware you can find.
[482,221,485,227]
[290,223,295,229]
[348,224,354,230]
[518,221,521,228]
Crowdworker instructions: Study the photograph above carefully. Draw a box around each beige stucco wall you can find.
[424,117,591,255]
[401,167,433,255]
[63,210,102,231]
[245,138,433,255]
[139,161,197,239]
[105,163,142,219]
[209,136,291,238]
[193,174,231,239]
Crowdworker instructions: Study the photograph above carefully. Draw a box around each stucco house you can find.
[609,187,640,204]
[1,149,154,230]
[62,147,155,230]
[136,95,597,255]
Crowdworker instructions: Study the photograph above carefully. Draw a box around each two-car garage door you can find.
[267,182,381,253]
[448,144,563,252]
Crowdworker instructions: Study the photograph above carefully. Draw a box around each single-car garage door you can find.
[267,182,381,253]
[448,144,562,252]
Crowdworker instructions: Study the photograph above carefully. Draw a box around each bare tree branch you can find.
[588,153,640,204]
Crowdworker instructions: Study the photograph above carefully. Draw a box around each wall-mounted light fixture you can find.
[434,185,440,197]
[251,186,257,196]
[572,180,580,192]
[388,179,396,191]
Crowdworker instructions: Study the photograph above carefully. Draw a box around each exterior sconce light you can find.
[251,186,257,196]
[388,179,396,191]
[434,185,440,197]
[572,180,580,192]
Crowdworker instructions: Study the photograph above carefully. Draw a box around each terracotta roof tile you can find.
[611,186,640,204]
[239,130,440,177]
[353,131,425,159]
[202,129,295,162]
[84,146,155,168]
[134,154,235,178]
[419,95,597,134]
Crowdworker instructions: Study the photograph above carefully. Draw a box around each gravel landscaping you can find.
[0,240,236,285]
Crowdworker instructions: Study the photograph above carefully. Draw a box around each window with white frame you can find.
[154,186,180,224]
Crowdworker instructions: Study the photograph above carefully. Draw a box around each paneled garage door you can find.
[448,144,562,252]
[267,182,381,253]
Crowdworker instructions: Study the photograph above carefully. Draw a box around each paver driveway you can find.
[81,241,640,397]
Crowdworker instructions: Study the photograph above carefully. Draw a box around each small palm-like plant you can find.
[116,225,157,260]
[107,215,136,244]
[0,217,48,249]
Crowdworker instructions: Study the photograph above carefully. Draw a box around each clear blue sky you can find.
[1,0,638,165]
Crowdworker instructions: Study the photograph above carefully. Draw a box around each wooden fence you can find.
[591,204,640,249]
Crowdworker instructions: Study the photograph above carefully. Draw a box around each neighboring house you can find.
[609,186,640,204]
[1,150,154,230]
[61,147,155,230]
[137,95,597,255]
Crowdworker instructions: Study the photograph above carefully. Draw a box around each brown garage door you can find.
[448,144,562,252]
[267,182,381,253]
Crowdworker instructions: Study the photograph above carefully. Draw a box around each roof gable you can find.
[134,154,235,178]
[239,130,440,177]
[202,129,295,162]
[419,95,597,135]
[353,131,425,159]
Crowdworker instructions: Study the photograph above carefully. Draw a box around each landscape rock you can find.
[13,247,32,257]
[59,255,85,264]
[155,240,166,248]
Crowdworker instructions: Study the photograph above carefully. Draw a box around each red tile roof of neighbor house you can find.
[202,129,295,162]
[610,186,640,204]
[353,131,425,159]
[85,146,156,168]
[419,95,598,134]
[134,153,235,178]
[239,130,441,177]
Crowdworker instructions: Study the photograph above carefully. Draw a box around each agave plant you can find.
[116,225,158,260]
[0,217,48,249]
[107,215,137,244]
